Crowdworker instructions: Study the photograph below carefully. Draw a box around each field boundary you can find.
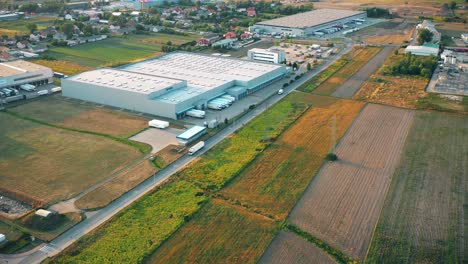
[283,222,353,264]
[3,110,151,154]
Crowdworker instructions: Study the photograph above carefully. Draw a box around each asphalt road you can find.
[0,43,352,264]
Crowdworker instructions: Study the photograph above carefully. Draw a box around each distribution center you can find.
[62,52,287,119]
[251,8,367,37]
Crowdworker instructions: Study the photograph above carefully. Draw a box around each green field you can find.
[45,33,199,67]
[145,199,277,264]
[0,16,58,36]
[366,111,467,263]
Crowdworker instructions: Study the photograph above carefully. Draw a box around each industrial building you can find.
[248,48,286,64]
[62,52,287,119]
[251,8,367,37]
[176,126,207,145]
[0,60,53,89]
[405,45,439,56]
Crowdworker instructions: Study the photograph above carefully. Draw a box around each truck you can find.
[207,102,223,110]
[188,141,204,155]
[220,95,235,103]
[148,119,169,129]
[20,84,36,92]
[211,98,231,106]
[186,109,205,119]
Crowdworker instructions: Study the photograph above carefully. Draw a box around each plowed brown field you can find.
[289,104,415,260]
[259,231,337,264]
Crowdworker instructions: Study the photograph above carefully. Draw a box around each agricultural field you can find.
[366,111,467,264]
[181,93,309,191]
[0,112,142,206]
[289,104,415,260]
[259,231,337,264]
[9,95,148,138]
[31,60,92,76]
[221,96,364,220]
[312,47,382,95]
[350,19,414,44]
[43,33,199,68]
[354,53,467,113]
[145,199,277,264]
[49,180,207,264]
[297,55,348,93]
[0,16,57,37]
[75,160,157,210]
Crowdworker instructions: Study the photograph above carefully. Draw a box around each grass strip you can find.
[4,110,151,154]
[284,222,355,264]
[298,57,349,93]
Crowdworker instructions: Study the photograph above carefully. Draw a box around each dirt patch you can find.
[289,104,415,260]
[259,231,337,264]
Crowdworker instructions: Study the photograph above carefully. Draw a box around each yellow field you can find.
[32,60,92,76]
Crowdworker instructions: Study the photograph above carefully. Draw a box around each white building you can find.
[251,9,367,37]
[462,33,468,43]
[404,45,439,56]
[62,52,287,119]
[248,48,286,64]
[0,60,53,89]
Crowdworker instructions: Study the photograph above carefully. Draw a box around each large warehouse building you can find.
[0,60,53,89]
[62,52,287,119]
[251,8,367,37]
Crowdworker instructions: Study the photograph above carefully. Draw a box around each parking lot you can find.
[130,127,184,153]
[0,83,60,107]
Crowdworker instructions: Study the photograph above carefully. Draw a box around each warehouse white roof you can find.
[0,60,52,77]
[404,45,439,56]
[122,52,283,90]
[67,69,185,95]
[255,9,365,29]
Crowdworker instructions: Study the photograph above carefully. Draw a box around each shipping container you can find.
[148,119,169,129]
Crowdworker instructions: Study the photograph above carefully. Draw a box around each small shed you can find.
[35,209,53,218]
[0,234,6,243]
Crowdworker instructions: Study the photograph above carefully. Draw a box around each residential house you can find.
[27,43,47,53]
[247,7,256,17]
[16,40,28,49]
[29,33,40,42]
[224,32,237,39]
[197,33,220,46]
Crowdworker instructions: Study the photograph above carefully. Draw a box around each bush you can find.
[24,213,67,231]
[325,153,338,161]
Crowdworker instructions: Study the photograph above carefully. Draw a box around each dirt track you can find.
[289,104,414,260]
[332,46,395,98]
[259,231,337,264]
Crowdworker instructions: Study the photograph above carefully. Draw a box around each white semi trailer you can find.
[186,109,206,119]
[188,141,204,155]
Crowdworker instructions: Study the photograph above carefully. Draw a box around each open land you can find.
[43,33,199,68]
[221,95,364,220]
[312,47,382,95]
[350,19,414,44]
[289,104,415,260]
[48,93,308,263]
[0,112,143,206]
[332,46,395,98]
[259,231,337,264]
[31,60,93,76]
[75,160,157,210]
[0,16,57,37]
[354,53,468,113]
[145,199,277,264]
[366,111,467,264]
[9,95,148,138]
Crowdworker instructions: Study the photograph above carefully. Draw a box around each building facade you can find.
[248,48,286,64]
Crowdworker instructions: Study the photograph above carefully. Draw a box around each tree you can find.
[449,1,457,10]
[61,23,75,39]
[292,62,298,71]
[26,23,37,33]
[417,28,433,45]
[306,62,311,71]
[83,24,94,36]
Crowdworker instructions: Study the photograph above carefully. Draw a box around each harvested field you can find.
[259,231,337,264]
[367,111,468,263]
[75,160,157,210]
[9,96,148,138]
[289,104,415,260]
[0,113,142,206]
[221,97,364,220]
[145,199,277,264]
[312,47,382,96]
[332,46,395,98]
